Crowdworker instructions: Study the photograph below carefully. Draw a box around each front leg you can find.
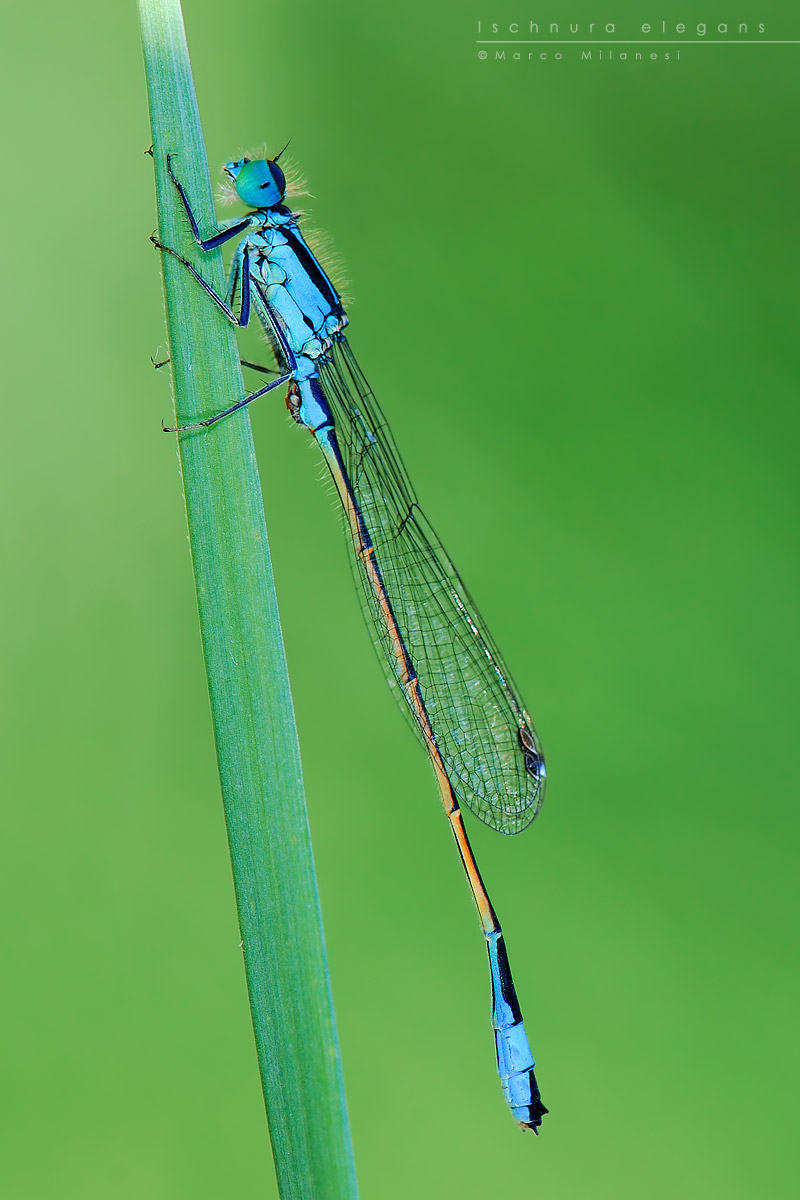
[164,152,251,251]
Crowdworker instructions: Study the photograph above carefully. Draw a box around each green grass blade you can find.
[137,3,358,1196]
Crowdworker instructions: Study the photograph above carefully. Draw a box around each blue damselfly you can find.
[152,149,549,1132]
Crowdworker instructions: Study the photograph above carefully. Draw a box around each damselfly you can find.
[152,149,549,1132]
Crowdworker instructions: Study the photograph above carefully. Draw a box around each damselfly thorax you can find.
[241,209,348,378]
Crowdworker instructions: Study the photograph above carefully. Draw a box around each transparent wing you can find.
[317,338,545,835]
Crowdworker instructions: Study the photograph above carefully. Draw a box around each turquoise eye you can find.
[233,159,286,207]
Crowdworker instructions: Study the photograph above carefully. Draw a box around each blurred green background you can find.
[1,1,797,1196]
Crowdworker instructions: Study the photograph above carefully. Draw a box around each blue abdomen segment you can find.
[487,930,548,1132]
[290,378,334,433]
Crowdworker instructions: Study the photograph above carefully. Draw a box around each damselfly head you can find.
[224,157,286,209]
